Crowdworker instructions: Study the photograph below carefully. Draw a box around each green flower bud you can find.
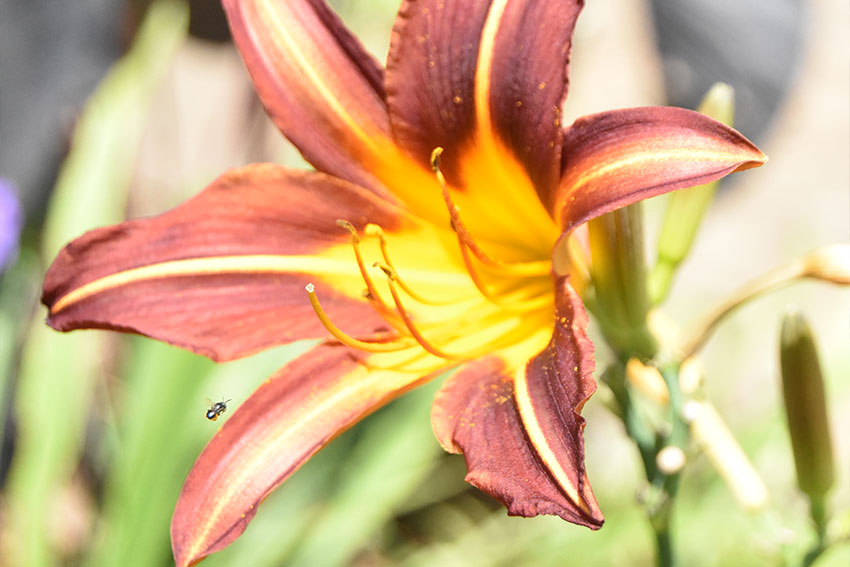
[779,309,834,529]
[649,83,735,304]
[587,203,657,358]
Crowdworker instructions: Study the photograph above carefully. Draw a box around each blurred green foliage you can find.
[0,1,847,566]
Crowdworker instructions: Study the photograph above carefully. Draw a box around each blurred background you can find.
[0,0,847,565]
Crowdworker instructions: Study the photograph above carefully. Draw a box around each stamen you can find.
[430,148,550,277]
[379,268,463,360]
[454,231,509,303]
[305,283,412,352]
[363,223,449,306]
[453,233,553,311]
[336,219,405,329]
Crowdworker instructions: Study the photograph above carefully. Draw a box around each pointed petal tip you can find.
[501,488,605,530]
[556,106,769,229]
[736,148,769,170]
[171,344,432,565]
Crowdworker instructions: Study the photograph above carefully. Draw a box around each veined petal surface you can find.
[555,106,767,230]
[223,0,392,194]
[387,0,581,196]
[383,0,576,255]
[432,276,602,527]
[171,344,442,567]
[42,165,432,361]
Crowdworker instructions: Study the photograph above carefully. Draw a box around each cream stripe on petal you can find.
[187,364,432,564]
[258,0,381,155]
[474,0,509,136]
[566,147,754,197]
[513,362,590,514]
[50,254,473,314]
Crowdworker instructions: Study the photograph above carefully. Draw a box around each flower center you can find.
[306,149,555,368]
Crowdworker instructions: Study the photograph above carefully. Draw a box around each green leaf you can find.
[3,3,188,565]
[286,380,444,567]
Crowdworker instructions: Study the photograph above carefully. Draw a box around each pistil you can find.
[430,148,551,277]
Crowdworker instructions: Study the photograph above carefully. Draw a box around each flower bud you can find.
[656,445,686,475]
[649,83,735,304]
[779,309,835,502]
[588,203,657,358]
[800,243,850,285]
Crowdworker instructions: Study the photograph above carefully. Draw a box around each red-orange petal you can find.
[554,106,767,230]
[171,344,438,567]
[223,0,393,195]
[386,0,582,197]
[432,276,603,528]
[42,165,414,361]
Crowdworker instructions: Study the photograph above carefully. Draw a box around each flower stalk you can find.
[602,361,687,567]
[681,244,850,357]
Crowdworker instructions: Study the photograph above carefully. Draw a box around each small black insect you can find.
[206,399,232,421]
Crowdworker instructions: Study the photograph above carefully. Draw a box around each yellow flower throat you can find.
[306,149,558,371]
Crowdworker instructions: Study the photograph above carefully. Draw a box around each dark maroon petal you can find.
[386,0,583,198]
[432,276,603,528]
[554,106,768,230]
[223,0,393,194]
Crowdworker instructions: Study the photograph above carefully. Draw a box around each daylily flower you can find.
[41,0,766,564]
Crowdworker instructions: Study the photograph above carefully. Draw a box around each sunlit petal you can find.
[223,0,393,194]
[171,343,445,567]
[383,0,576,253]
[554,106,767,230]
[43,165,424,361]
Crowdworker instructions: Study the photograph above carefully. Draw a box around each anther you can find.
[430,147,445,175]
[336,219,360,242]
[374,262,394,279]
[305,283,411,352]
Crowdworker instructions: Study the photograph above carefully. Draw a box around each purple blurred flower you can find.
[0,178,23,272]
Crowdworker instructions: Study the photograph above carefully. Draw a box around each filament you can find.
[430,148,550,277]
[305,283,412,352]
[380,268,462,360]
[336,219,406,330]
[364,223,450,305]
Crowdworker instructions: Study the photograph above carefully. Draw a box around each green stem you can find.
[601,365,657,480]
[603,363,680,567]
[801,498,829,567]
[649,365,688,567]
[655,527,675,567]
